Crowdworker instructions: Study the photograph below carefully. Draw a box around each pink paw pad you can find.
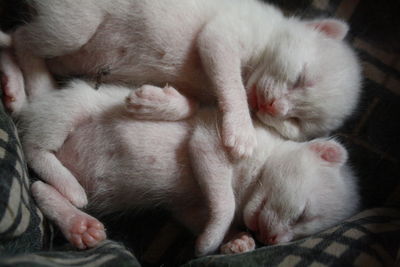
[134,85,167,102]
[220,232,256,254]
[66,214,106,250]
[126,85,168,110]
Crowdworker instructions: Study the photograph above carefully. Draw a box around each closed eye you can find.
[293,73,314,89]
[292,208,308,225]
[292,75,305,90]
[289,117,301,126]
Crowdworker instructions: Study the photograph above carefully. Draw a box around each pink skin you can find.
[0,49,26,114]
[1,74,13,107]
[310,142,347,164]
[248,84,291,118]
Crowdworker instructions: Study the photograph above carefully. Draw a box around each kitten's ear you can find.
[309,140,348,165]
[306,19,349,40]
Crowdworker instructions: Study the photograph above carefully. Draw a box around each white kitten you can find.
[3,0,362,159]
[2,50,359,256]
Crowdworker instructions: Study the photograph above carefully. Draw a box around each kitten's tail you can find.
[0,31,12,48]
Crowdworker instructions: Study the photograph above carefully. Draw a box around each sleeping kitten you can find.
[3,50,359,256]
[2,0,362,158]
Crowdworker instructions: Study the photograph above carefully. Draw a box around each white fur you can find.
[0,31,11,47]
[5,51,359,256]
[29,87,359,254]
[8,0,362,158]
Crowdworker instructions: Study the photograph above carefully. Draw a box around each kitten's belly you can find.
[56,116,196,213]
[46,9,213,102]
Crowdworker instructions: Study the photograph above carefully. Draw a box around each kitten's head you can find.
[243,139,359,245]
[246,19,361,141]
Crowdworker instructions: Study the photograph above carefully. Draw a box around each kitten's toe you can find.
[220,232,256,254]
[128,85,167,104]
[125,85,167,114]
[125,84,195,120]
[65,214,106,250]
[69,216,106,250]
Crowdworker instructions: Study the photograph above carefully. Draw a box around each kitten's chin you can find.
[255,226,294,245]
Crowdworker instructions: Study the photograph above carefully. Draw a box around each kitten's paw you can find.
[1,72,26,114]
[128,84,168,103]
[220,232,256,254]
[63,213,106,250]
[125,85,168,114]
[222,113,257,159]
[126,84,196,120]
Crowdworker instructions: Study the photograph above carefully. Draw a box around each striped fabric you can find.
[0,240,140,267]
[0,0,399,266]
[0,89,46,254]
[182,208,400,266]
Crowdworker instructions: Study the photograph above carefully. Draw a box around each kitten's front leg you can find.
[189,124,236,256]
[197,21,257,159]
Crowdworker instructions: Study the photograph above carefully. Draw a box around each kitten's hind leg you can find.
[125,84,197,121]
[26,146,88,208]
[31,181,106,250]
[0,49,26,115]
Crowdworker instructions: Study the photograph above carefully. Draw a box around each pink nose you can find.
[259,100,278,116]
[265,102,278,116]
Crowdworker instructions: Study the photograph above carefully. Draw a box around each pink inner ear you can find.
[307,19,349,40]
[310,141,347,164]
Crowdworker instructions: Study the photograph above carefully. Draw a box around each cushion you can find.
[0,84,47,254]
[183,208,400,266]
[0,240,140,266]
